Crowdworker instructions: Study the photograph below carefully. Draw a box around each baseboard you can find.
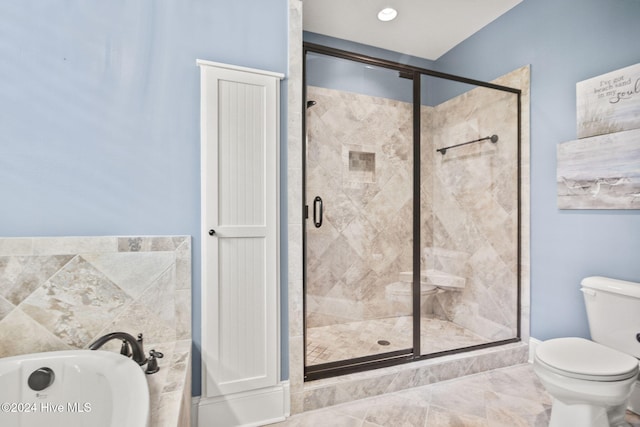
[191,396,200,427]
[194,382,290,427]
[528,337,541,363]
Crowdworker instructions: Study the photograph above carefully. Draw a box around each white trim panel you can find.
[196,59,285,80]
[195,382,290,427]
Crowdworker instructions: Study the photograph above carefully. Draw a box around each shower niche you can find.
[348,150,376,182]
[303,43,521,380]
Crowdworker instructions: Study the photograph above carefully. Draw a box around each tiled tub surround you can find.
[146,339,192,426]
[0,236,192,427]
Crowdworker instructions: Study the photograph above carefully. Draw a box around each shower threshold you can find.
[301,340,528,412]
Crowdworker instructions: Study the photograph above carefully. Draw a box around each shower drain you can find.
[377,340,390,346]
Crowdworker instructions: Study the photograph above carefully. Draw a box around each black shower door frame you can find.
[302,42,522,381]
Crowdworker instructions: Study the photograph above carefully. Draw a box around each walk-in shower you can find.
[303,43,521,380]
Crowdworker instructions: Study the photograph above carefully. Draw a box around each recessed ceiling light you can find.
[377,7,398,22]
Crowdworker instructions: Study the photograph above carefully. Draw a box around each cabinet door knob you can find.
[208,229,216,236]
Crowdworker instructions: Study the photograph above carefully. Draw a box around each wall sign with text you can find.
[576,63,640,139]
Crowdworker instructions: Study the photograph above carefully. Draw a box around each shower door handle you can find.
[313,196,323,228]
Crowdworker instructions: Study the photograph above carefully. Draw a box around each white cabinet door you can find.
[199,60,282,397]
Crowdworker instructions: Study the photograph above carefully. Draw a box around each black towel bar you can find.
[436,134,498,155]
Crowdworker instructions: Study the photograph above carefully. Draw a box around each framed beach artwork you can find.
[557,129,640,209]
[557,63,640,209]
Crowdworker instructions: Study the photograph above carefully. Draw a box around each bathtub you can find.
[0,350,149,427]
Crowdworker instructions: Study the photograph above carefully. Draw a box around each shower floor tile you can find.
[306,316,490,366]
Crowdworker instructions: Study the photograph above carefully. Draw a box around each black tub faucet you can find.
[89,332,148,365]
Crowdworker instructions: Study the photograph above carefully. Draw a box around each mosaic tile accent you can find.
[0,236,191,358]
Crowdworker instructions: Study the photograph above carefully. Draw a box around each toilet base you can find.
[534,355,637,427]
[628,380,640,415]
[549,398,627,427]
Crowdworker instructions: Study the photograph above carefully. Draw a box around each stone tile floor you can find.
[270,363,640,426]
[307,316,490,365]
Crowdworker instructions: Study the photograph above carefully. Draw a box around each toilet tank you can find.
[581,276,640,358]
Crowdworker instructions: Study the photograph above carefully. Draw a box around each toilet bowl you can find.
[533,277,640,427]
[534,337,639,427]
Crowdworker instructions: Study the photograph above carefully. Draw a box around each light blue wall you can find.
[305,34,513,109]
[434,0,640,340]
[305,32,441,105]
[0,0,288,396]
[306,51,415,104]
[305,31,435,69]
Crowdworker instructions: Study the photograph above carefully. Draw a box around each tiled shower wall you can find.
[305,66,527,340]
[305,87,414,327]
[0,236,191,357]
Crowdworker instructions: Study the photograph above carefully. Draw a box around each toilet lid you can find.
[536,337,639,381]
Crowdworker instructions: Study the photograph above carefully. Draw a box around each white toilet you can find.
[533,276,640,427]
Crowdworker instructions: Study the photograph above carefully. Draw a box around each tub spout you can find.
[89,332,148,365]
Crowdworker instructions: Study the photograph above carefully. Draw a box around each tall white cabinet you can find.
[197,60,286,427]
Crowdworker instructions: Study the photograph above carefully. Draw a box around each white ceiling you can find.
[303,0,523,60]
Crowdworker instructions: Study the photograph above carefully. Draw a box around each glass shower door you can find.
[418,74,520,357]
[302,43,522,382]
[304,51,415,372]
